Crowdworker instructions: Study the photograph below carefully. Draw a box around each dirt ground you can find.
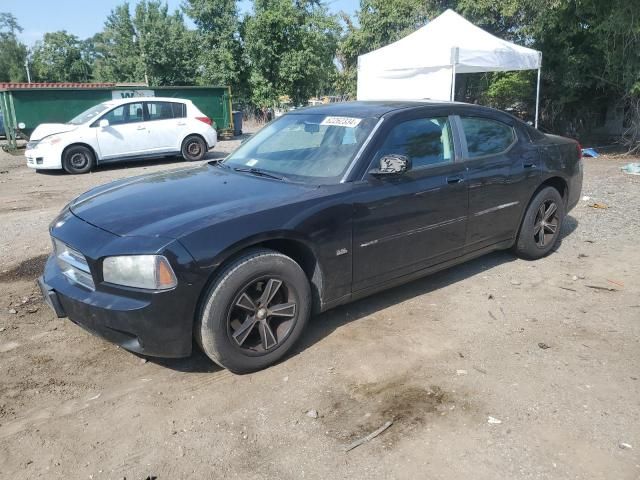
[0,134,639,480]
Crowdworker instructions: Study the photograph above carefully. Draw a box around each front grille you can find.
[52,238,95,290]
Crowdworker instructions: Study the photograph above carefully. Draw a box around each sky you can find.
[4,0,359,46]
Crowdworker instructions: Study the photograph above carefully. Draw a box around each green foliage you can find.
[183,0,247,95]
[244,0,340,106]
[483,71,534,109]
[93,1,196,86]
[0,12,28,82]
[519,0,640,131]
[92,4,140,83]
[31,31,92,82]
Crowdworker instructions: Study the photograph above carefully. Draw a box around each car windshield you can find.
[223,113,378,184]
[67,103,111,125]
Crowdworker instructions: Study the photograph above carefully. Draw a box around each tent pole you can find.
[450,47,459,102]
[535,53,542,129]
[451,64,456,101]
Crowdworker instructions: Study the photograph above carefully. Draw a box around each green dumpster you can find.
[0,83,233,153]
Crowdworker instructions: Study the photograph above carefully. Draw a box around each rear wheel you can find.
[196,248,311,373]
[514,186,564,259]
[181,135,207,161]
[62,145,94,174]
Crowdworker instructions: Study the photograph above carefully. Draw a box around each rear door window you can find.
[460,117,515,158]
[146,101,186,121]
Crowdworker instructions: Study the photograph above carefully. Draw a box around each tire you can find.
[62,145,95,174]
[196,248,311,373]
[181,135,207,161]
[514,186,565,260]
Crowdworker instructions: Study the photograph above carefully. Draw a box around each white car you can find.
[25,97,218,174]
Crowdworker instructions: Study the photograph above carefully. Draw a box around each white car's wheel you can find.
[181,135,207,161]
[62,145,95,174]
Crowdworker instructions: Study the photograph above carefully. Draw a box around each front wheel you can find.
[62,145,95,174]
[181,135,207,161]
[196,249,311,373]
[514,186,565,260]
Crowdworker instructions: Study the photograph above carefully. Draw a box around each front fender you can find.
[178,197,354,308]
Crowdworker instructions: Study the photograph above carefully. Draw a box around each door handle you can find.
[177,122,186,126]
[136,126,146,130]
[446,175,464,184]
[524,162,537,169]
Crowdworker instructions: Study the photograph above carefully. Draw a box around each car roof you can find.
[103,97,191,107]
[288,100,468,118]
[290,100,530,128]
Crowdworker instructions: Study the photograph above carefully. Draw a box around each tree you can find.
[183,0,247,96]
[92,4,139,82]
[0,12,28,82]
[500,0,639,137]
[31,31,92,82]
[93,1,197,86]
[244,0,340,106]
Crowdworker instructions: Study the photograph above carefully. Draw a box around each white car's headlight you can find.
[102,255,177,290]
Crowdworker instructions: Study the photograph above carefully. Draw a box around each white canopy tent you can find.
[357,9,543,127]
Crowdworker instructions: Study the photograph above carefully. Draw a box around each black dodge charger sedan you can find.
[39,101,583,372]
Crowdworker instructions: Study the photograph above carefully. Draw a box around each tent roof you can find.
[358,9,541,75]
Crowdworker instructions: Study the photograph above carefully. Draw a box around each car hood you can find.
[30,123,78,141]
[69,163,320,238]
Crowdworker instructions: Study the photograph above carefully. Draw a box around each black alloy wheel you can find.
[533,200,559,248]
[196,248,311,373]
[513,186,565,260]
[227,277,298,354]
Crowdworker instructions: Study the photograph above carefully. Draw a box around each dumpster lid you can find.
[0,82,149,91]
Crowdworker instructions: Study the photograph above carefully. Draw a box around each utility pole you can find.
[24,58,31,83]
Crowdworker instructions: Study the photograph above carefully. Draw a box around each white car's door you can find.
[95,102,151,159]
[144,101,188,152]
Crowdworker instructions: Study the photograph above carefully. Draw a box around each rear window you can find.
[461,117,515,158]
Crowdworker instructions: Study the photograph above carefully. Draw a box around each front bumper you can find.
[39,255,194,357]
[25,145,62,170]
[41,210,203,358]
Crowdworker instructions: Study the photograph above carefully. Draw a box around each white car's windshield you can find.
[67,103,111,125]
[223,113,378,183]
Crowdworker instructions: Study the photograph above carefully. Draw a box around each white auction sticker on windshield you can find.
[320,116,362,128]
[246,159,258,166]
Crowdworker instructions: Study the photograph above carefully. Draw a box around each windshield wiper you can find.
[233,166,287,181]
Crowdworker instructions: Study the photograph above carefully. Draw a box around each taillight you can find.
[576,142,583,160]
[196,116,212,125]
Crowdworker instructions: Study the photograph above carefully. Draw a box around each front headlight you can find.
[102,255,177,290]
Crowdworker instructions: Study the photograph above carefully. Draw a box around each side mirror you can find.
[98,119,110,128]
[370,154,411,176]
